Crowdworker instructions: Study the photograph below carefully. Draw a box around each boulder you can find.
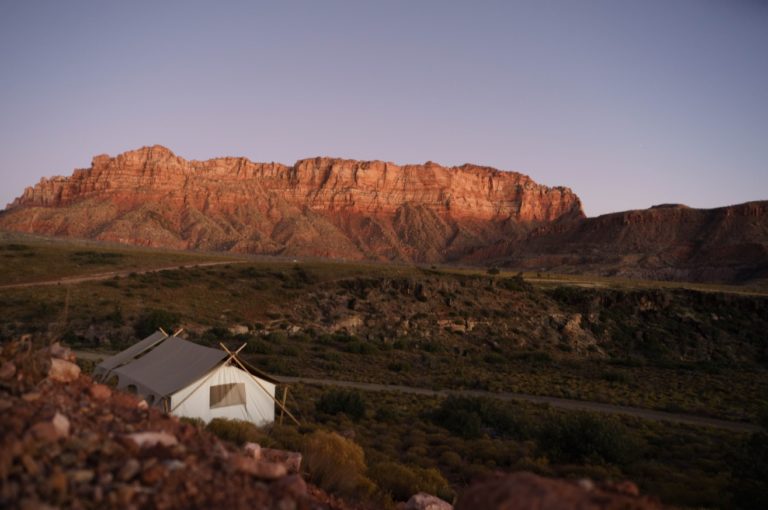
[244,442,262,460]
[229,325,249,336]
[456,472,662,510]
[261,447,302,474]
[125,431,178,449]
[89,384,112,400]
[49,343,75,362]
[405,492,453,510]
[47,358,80,383]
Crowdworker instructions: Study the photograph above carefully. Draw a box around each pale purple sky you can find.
[1,1,766,217]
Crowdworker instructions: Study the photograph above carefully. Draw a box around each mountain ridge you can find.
[0,145,584,262]
[1,145,766,284]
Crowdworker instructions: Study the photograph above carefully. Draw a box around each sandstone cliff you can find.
[2,146,766,284]
[473,201,768,284]
[0,145,584,262]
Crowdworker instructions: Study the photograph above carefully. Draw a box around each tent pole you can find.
[279,387,289,425]
[220,343,300,426]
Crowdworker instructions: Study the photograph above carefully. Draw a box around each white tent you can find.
[95,330,287,426]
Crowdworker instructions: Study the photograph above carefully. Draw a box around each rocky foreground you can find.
[0,339,345,510]
[0,339,663,509]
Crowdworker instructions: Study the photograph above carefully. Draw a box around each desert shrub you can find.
[134,309,180,338]
[266,330,287,343]
[179,416,205,429]
[1,243,31,251]
[387,361,409,373]
[70,250,123,265]
[511,351,553,365]
[303,430,374,499]
[439,450,462,469]
[248,339,273,355]
[344,340,376,354]
[483,352,506,364]
[206,418,265,445]
[497,273,533,292]
[105,303,124,325]
[282,267,320,288]
[239,266,267,278]
[537,412,639,465]
[368,461,454,502]
[280,345,299,357]
[441,408,483,439]
[316,389,367,421]
[203,326,232,343]
[486,267,500,275]
[600,370,630,384]
[374,406,397,423]
[549,286,586,306]
[433,396,532,440]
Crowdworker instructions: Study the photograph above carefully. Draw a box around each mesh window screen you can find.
[210,382,246,408]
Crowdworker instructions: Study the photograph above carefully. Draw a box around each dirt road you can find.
[276,376,760,433]
[0,260,245,290]
[75,348,759,433]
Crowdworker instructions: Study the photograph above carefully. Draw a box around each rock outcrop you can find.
[473,200,768,284]
[0,145,583,263]
[0,338,343,509]
[2,145,765,284]
[455,472,662,510]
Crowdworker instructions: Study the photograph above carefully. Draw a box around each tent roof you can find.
[112,337,227,399]
[95,330,168,374]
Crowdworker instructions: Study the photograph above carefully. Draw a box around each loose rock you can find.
[47,358,80,383]
[89,384,112,400]
[125,431,178,449]
[405,492,453,510]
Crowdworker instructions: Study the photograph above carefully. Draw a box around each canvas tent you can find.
[95,330,288,426]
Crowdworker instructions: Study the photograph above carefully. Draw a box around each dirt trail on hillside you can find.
[0,260,246,289]
[276,376,761,433]
[72,349,760,433]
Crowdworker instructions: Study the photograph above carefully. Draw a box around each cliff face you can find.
[0,145,584,262]
[476,201,768,284]
[3,145,765,284]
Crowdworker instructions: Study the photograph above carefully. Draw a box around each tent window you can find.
[210,383,246,409]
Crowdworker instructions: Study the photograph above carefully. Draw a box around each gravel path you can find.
[74,350,759,433]
[0,260,244,289]
[276,376,760,433]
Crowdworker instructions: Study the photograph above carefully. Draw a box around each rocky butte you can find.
[1,145,766,284]
[0,145,584,262]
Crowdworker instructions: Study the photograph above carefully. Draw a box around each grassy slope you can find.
[0,231,239,285]
[3,234,766,508]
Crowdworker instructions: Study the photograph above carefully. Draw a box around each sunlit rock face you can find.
[0,145,583,262]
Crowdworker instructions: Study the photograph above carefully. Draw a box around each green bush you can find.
[537,412,639,465]
[497,273,533,292]
[179,416,205,429]
[368,461,453,502]
[266,330,287,343]
[205,418,265,445]
[248,339,273,354]
[433,396,532,440]
[70,250,124,265]
[134,309,180,338]
[317,389,367,421]
[303,430,374,499]
[344,340,376,354]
